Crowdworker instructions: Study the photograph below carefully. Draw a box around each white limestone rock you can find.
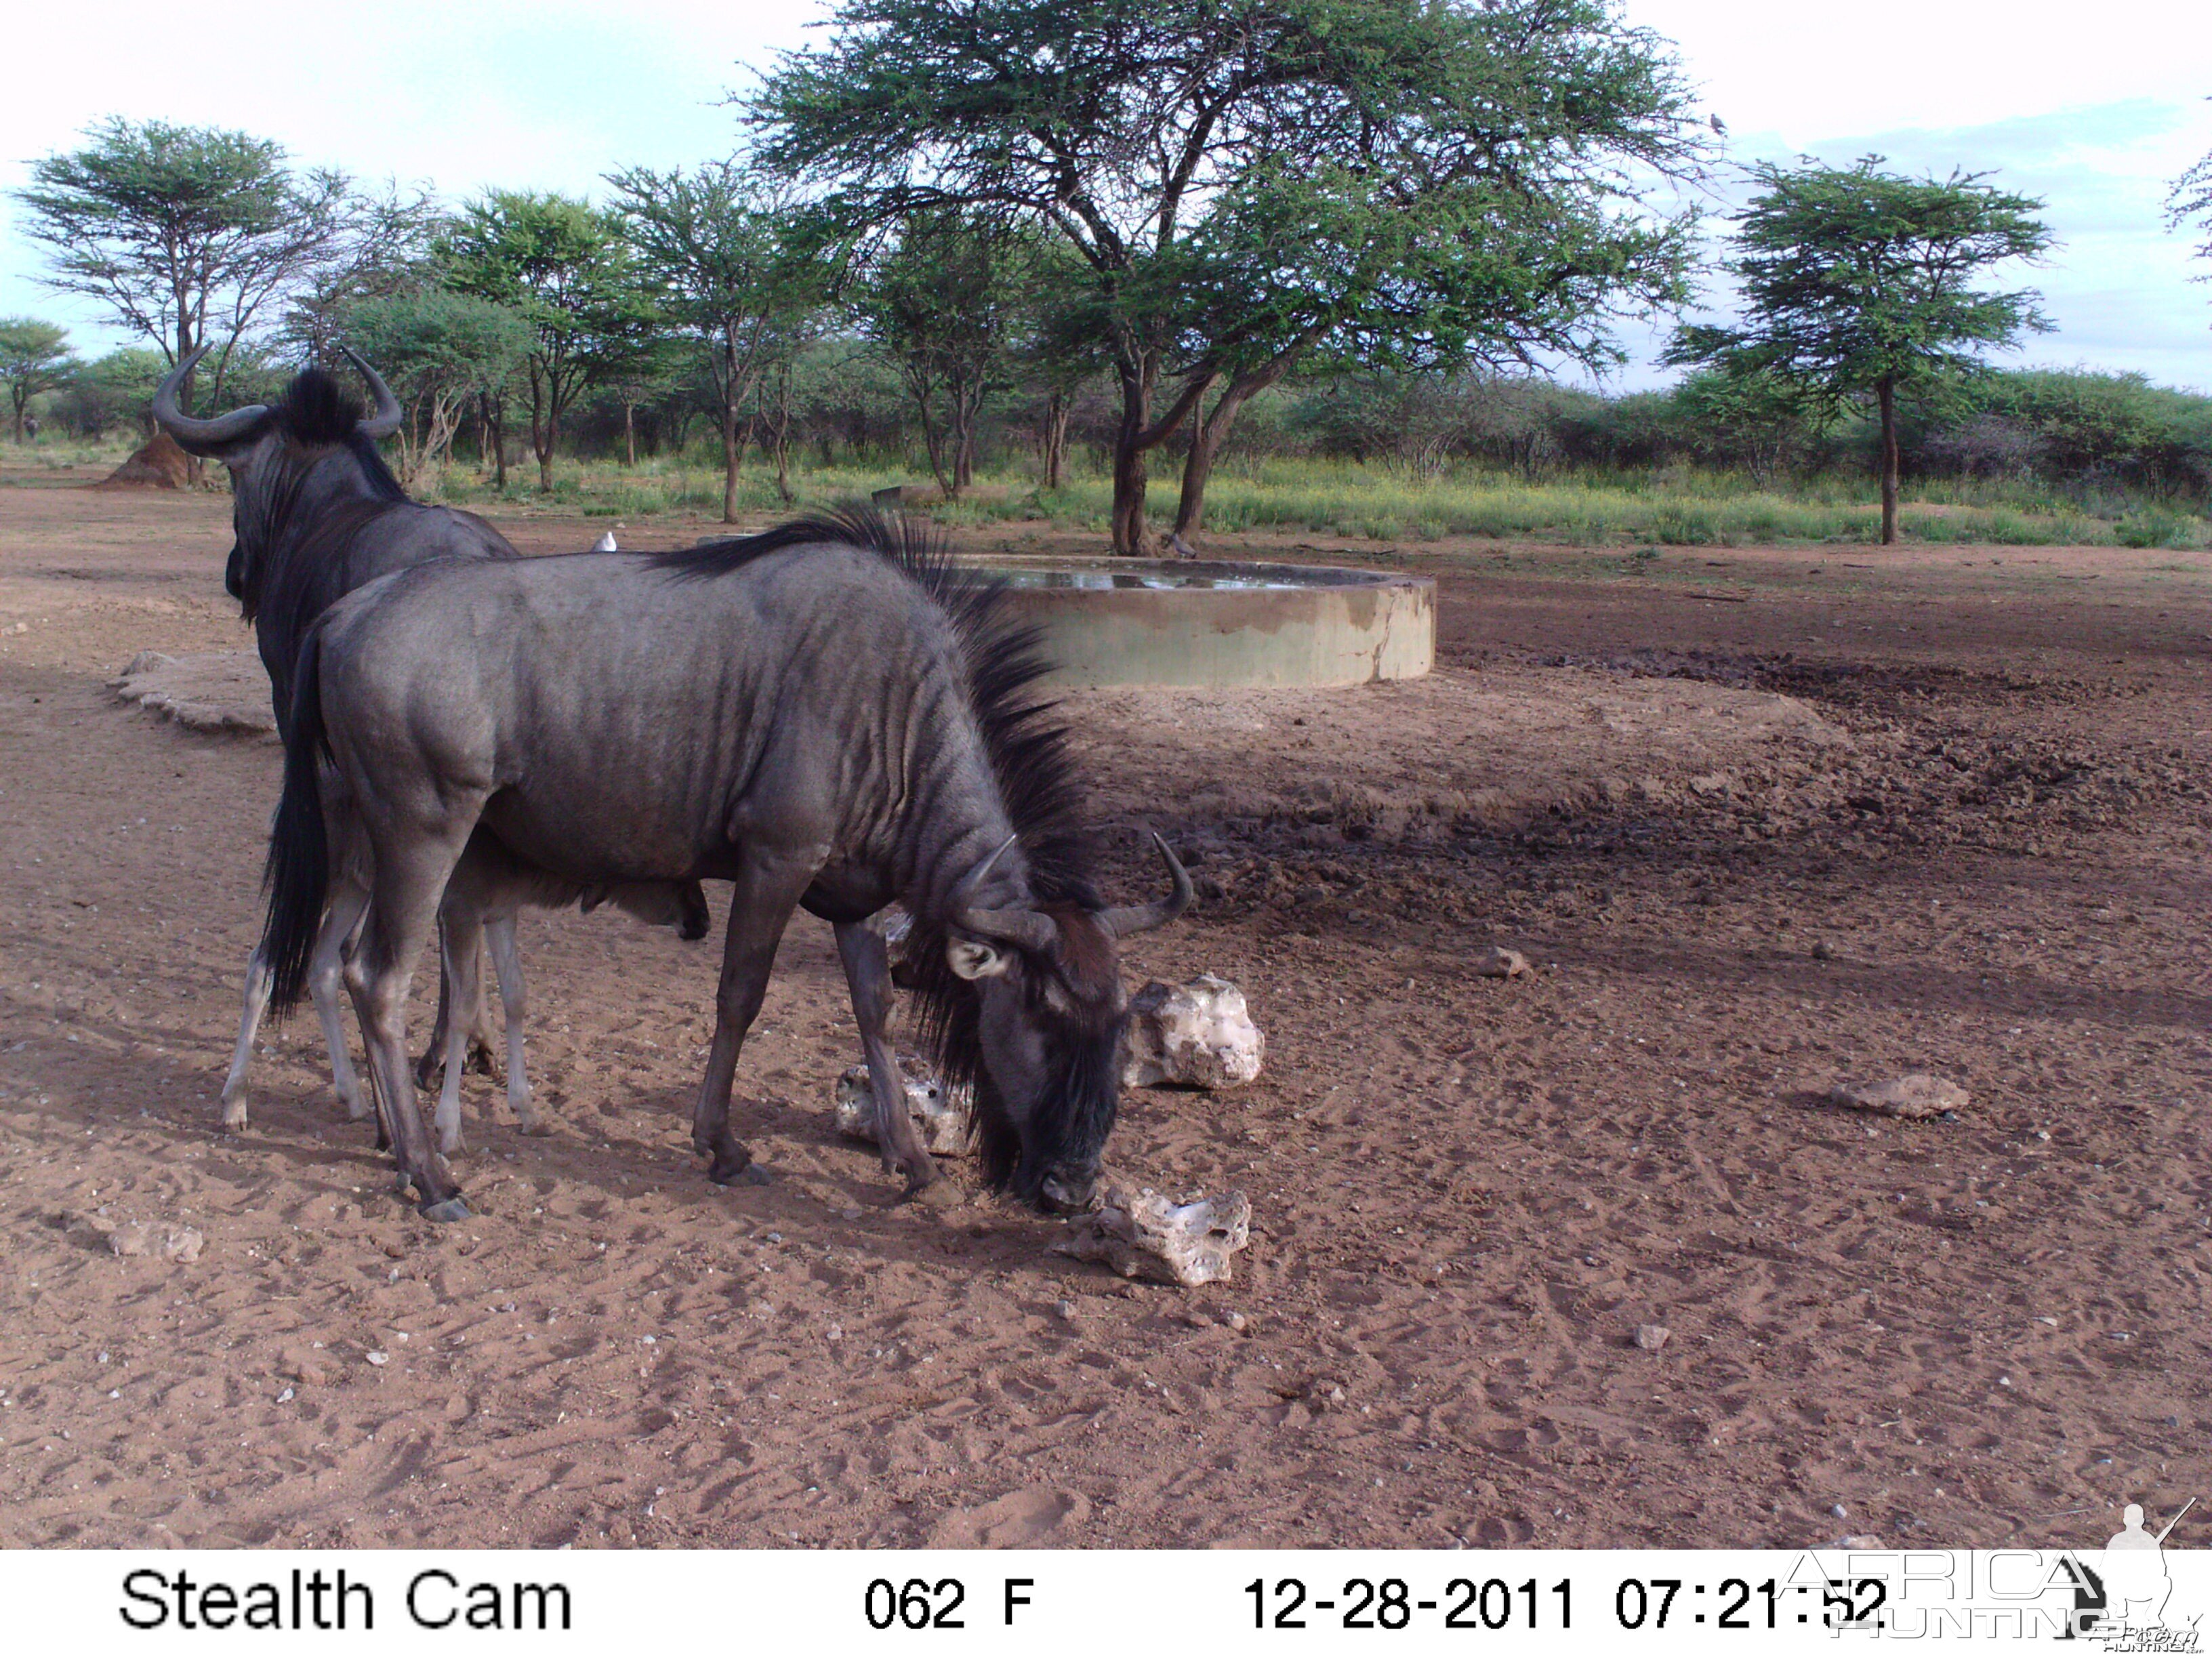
[1120,974,1263,1090]
[1055,1178,1252,1288]
[832,1057,974,1156]
[1828,1073,1969,1120]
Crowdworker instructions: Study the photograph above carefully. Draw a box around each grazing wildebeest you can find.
[259,506,1191,1221]
[152,346,706,1145]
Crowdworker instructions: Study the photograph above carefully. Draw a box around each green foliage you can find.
[11,117,357,405]
[341,289,533,481]
[2169,146,2212,277]
[1669,155,2051,542]
[756,0,1709,547]
[45,347,164,438]
[858,211,1038,494]
[1669,157,2053,405]
[605,161,834,516]
[440,190,653,489]
[0,318,81,441]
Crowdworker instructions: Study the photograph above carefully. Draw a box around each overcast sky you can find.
[3,0,2208,390]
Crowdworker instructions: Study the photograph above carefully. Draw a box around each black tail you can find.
[260,624,331,1012]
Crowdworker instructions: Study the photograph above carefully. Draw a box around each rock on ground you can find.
[1121,975,1263,1089]
[1828,1073,1970,1120]
[1054,1178,1252,1288]
[832,1057,974,1155]
[110,650,277,737]
[1472,945,1530,979]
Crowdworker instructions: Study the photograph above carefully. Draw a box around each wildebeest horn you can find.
[151,345,268,454]
[1097,834,1194,939]
[951,835,1059,954]
[341,346,404,438]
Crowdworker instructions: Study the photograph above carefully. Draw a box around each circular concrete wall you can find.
[966,557,1434,689]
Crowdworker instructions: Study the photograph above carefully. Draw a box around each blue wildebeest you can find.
[152,347,707,1145]
[258,507,1191,1221]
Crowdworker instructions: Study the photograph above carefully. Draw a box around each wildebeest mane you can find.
[658,504,1108,1191]
[232,368,417,729]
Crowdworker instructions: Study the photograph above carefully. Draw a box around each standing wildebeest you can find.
[152,346,705,1143]
[259,507,1191,1221]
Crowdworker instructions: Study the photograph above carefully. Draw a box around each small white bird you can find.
[592,531,618,552]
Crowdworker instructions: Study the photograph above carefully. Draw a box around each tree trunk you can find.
[1042,391,1069,491]
[624,401,637,469]
[485,394,508,491]
[1173,360,1295,543]
[721,384,742,525]
[1877,377,1899,546]
[1109,356,1155,555]
[529,364,555,493]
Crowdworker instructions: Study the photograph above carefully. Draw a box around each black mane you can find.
[659,504,1103,1189]
[234,365,452,735]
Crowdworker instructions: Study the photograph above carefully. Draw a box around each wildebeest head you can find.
[152,344,405,619]
[944,834,1193,1214]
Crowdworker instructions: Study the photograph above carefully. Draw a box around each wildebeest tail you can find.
[260,623,331,1012]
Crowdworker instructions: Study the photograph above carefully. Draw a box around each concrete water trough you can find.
[966,557,1433,689]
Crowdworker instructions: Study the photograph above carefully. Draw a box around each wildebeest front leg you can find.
[416,916,498,1090]
[308,878,371,1122]
[834,920,937,1196]
[692,851,818,1185]
[432,902,485,1156]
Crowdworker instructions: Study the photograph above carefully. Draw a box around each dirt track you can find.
[2,474,2208,1549]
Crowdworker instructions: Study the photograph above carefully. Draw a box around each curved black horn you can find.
[1097,834,1194,939]
[341,346,404,438]
[951,835,1059,954]
[150,345,268,454]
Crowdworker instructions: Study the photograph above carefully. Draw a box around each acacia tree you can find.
[0,319,79,442]
[340,290,533,485]
[2171,146,2212,295]
[12,118,355,411]
[441,191,649,492]
[605,163,825,520]
[756,0,1704,552]
[859,210,1033,497]
[1668,157,2051,545]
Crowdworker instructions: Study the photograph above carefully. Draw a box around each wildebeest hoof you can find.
[517,1114,554,1137]
[707,1140,755,1185]
[220,1099,248,1132]
[419,1195,472,1223]
[897,1162,940,1200]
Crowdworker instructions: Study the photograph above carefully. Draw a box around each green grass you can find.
[16,429,2204,549]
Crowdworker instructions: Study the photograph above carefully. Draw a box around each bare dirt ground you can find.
[2,469,2208,1551]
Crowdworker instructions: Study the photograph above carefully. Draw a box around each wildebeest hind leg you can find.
[692,851,820,1185]
[310,878,371,1122]
[348,833,476,1220]
[834,920,937,1197]
[218,946,274,1132]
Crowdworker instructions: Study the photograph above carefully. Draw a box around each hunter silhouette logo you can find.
[2060,1496,2200,1647]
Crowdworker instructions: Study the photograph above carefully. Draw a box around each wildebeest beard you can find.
[903,905,1127,1203]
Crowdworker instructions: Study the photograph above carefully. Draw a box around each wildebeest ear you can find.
[946,937,1012,981]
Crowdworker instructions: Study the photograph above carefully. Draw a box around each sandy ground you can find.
[1,470,2209,1550]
